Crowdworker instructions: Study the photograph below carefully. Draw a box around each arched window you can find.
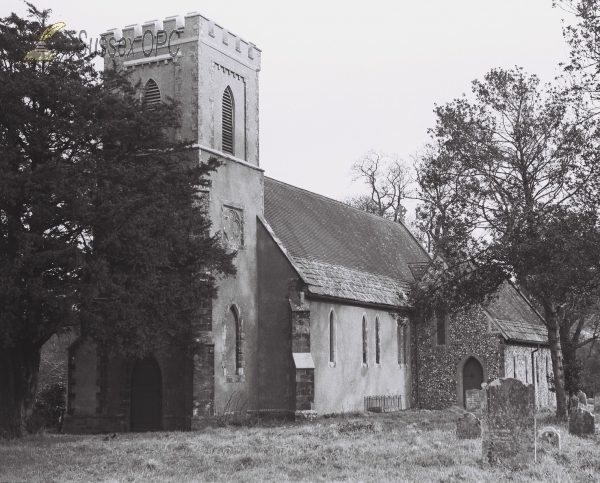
[222,87,234,155]
[225,306,243,375]
[434,313,446,346]
[397,320,408,365]
[362,316,368,365]
[375,317,381,365]
[144,79,161,107]
[329,311,336,364]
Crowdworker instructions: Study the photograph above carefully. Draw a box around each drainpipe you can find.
[414,319,420,409]
[532,345,540,463]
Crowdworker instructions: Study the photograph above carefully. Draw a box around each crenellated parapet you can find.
[100,12,261,71]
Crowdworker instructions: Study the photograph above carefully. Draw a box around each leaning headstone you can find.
[537,426,561,451]
[576,390,587,406]
[569,407,595,437]
[569,395,580,412]
[456,412,481,439]
[465,389,484,416]
[481,378,535,466]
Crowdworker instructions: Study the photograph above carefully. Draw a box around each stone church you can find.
[63,12,554,433]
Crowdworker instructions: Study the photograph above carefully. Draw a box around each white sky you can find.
[4,0,573,206]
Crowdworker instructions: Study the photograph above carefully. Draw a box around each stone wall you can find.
[412,305,503,410]
[503,344,555,408]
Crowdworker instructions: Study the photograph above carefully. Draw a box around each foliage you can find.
[33,382,66,430]
[411,67,600,419]
[0,4,235,435]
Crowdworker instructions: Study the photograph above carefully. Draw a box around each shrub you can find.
[34,382,66,431]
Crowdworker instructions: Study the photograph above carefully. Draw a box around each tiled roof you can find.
[492,319,548,344]
[264,178,430,283]
[486,282,548,344]
[292,256,411,307]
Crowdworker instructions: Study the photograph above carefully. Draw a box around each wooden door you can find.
[462,357,484,408]
[130,358,162,431]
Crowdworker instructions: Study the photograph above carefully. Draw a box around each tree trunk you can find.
[543,304,569,420]
[0,345,42,437]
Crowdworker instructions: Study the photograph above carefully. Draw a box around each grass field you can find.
[1,407,599,482]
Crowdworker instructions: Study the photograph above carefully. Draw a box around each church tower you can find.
[64,13,263,432]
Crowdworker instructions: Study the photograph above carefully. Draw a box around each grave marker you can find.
[569,407,595,437]
[482,378,535,466]
[537,426,561,450]
[456,412,481,439]
[465,389,484,416]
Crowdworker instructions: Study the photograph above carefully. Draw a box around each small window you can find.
[144,79,161,107]
[375,317,381,365]
[513,355,517,378]
[398,321,408,365]
[226,306,243,376]
[435,313,446,346]
[222,87,234,155]
[329,311,336,365]
[362,316,368,365]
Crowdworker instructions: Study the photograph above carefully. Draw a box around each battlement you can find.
[100,12,261,69]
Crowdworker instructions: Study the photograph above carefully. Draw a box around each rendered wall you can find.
[256,221,297,411]
[206,155,264,415]
[310,301,410,414]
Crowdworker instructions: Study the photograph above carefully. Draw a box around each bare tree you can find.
[344,150,411,222]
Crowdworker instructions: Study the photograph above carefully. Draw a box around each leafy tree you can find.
[0,5,235,436]
[412,67,600,419]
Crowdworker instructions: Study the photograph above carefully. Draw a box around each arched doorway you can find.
[130,358,162,431]
[462,357,484,408]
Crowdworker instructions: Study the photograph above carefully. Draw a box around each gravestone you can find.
[481,378,535,466]
[569,407,595,437]
[569,395,580,412]
[594,398,600,416]
[465,389,484,416]
[537,426,561,450]
[576,390,587,406]
[456,412,481,439]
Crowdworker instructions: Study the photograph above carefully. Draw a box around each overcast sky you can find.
[3,0,574,208]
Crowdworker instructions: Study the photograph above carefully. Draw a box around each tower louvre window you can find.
[144,79,161,107]
[222,87,234,155]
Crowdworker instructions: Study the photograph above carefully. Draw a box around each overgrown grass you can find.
[1,407,598,482]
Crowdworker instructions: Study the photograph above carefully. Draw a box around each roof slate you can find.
[292,256,411,307]
[486,282,548,344]
[264,178,430,283]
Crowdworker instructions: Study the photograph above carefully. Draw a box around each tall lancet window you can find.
[362,316,368,365]
[144,79,161,107]
[329,311,336,365]
[222,87,235,155]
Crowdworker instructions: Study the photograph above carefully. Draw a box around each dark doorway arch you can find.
[130,357,162,431]
[462,357,484,408]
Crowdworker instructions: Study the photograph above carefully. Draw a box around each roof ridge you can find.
[265,176,430,259]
